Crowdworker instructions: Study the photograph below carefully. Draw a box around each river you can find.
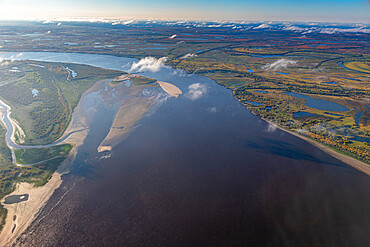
[0,52,370,246]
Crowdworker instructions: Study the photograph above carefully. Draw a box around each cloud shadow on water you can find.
[241,137,349,169]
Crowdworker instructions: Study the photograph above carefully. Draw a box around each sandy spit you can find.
[98,82,158,151]
[157,81,182,98]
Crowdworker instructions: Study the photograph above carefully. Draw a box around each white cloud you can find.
[283,25,307,32]
[319,27,369,34]
[208,107,217,113]
[180,53,197,59]
[42,20,53,24]
[9,53,23,62]
[254,23,270,29]
[0,57,10,66]
[186,83,207,100]
[57,22,62,26]
[263,59,297,71]
[296,128,308,135]
[266,123,277,133]
[169,34,177,39]
[171,70,186,76]
[129,57,168,73]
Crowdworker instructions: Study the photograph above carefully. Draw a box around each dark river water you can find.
[1,52,370,247]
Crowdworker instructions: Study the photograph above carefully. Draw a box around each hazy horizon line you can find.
[0,17,369,25]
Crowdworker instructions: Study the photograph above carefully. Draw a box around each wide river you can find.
[1,52,370,246]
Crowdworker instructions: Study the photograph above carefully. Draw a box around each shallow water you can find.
[1,52,369,247]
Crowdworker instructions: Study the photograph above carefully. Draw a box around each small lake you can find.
[321,81,336,84]
[286,92,350,112]
[276,72,289,75]
[4,194,29,204]
[254,90,269,94]
[251,54,280,58]
[293,111,318,118]
[339,77,361,81]
[245,101,263,106]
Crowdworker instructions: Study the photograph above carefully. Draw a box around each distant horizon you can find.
[0,0,368,24]
[0,17,369,25]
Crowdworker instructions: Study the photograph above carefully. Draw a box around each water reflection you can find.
[1,52,369,247]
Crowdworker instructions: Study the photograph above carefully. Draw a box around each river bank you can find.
[259,114,370,175]
[0,79,109,246]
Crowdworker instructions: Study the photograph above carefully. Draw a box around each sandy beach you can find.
[0,79,108,246]
[0,148,78,247]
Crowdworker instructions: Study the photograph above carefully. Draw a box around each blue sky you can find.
[0,0,368,23]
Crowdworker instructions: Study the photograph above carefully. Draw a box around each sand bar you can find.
[157,81,182,98]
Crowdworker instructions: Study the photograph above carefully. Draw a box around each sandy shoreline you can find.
[0,79,108,246]
[0,148,79,247]
[263,118,370,175]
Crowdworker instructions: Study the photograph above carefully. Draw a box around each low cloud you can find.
[169,34,177,39]
[263,59,297,71]
[319,27,369,34]
[42,20,54,24]
[0,58,9,66]
[129,57,168,73]
[57,22,62,26]
[171,70,187,77]
[283,25,307,32]
[187,83,207,100]
[266,123,277,133]
[180,53,197,59]
[2,53,24,64]
[254,23,270,29]
[296,128,308,135]
[207,107,217,113]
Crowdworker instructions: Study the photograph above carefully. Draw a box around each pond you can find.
[245,101,264,106]
[293,111,318,118]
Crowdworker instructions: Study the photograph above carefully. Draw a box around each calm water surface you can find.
[286,92,350,112]
[1,52,369,247]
